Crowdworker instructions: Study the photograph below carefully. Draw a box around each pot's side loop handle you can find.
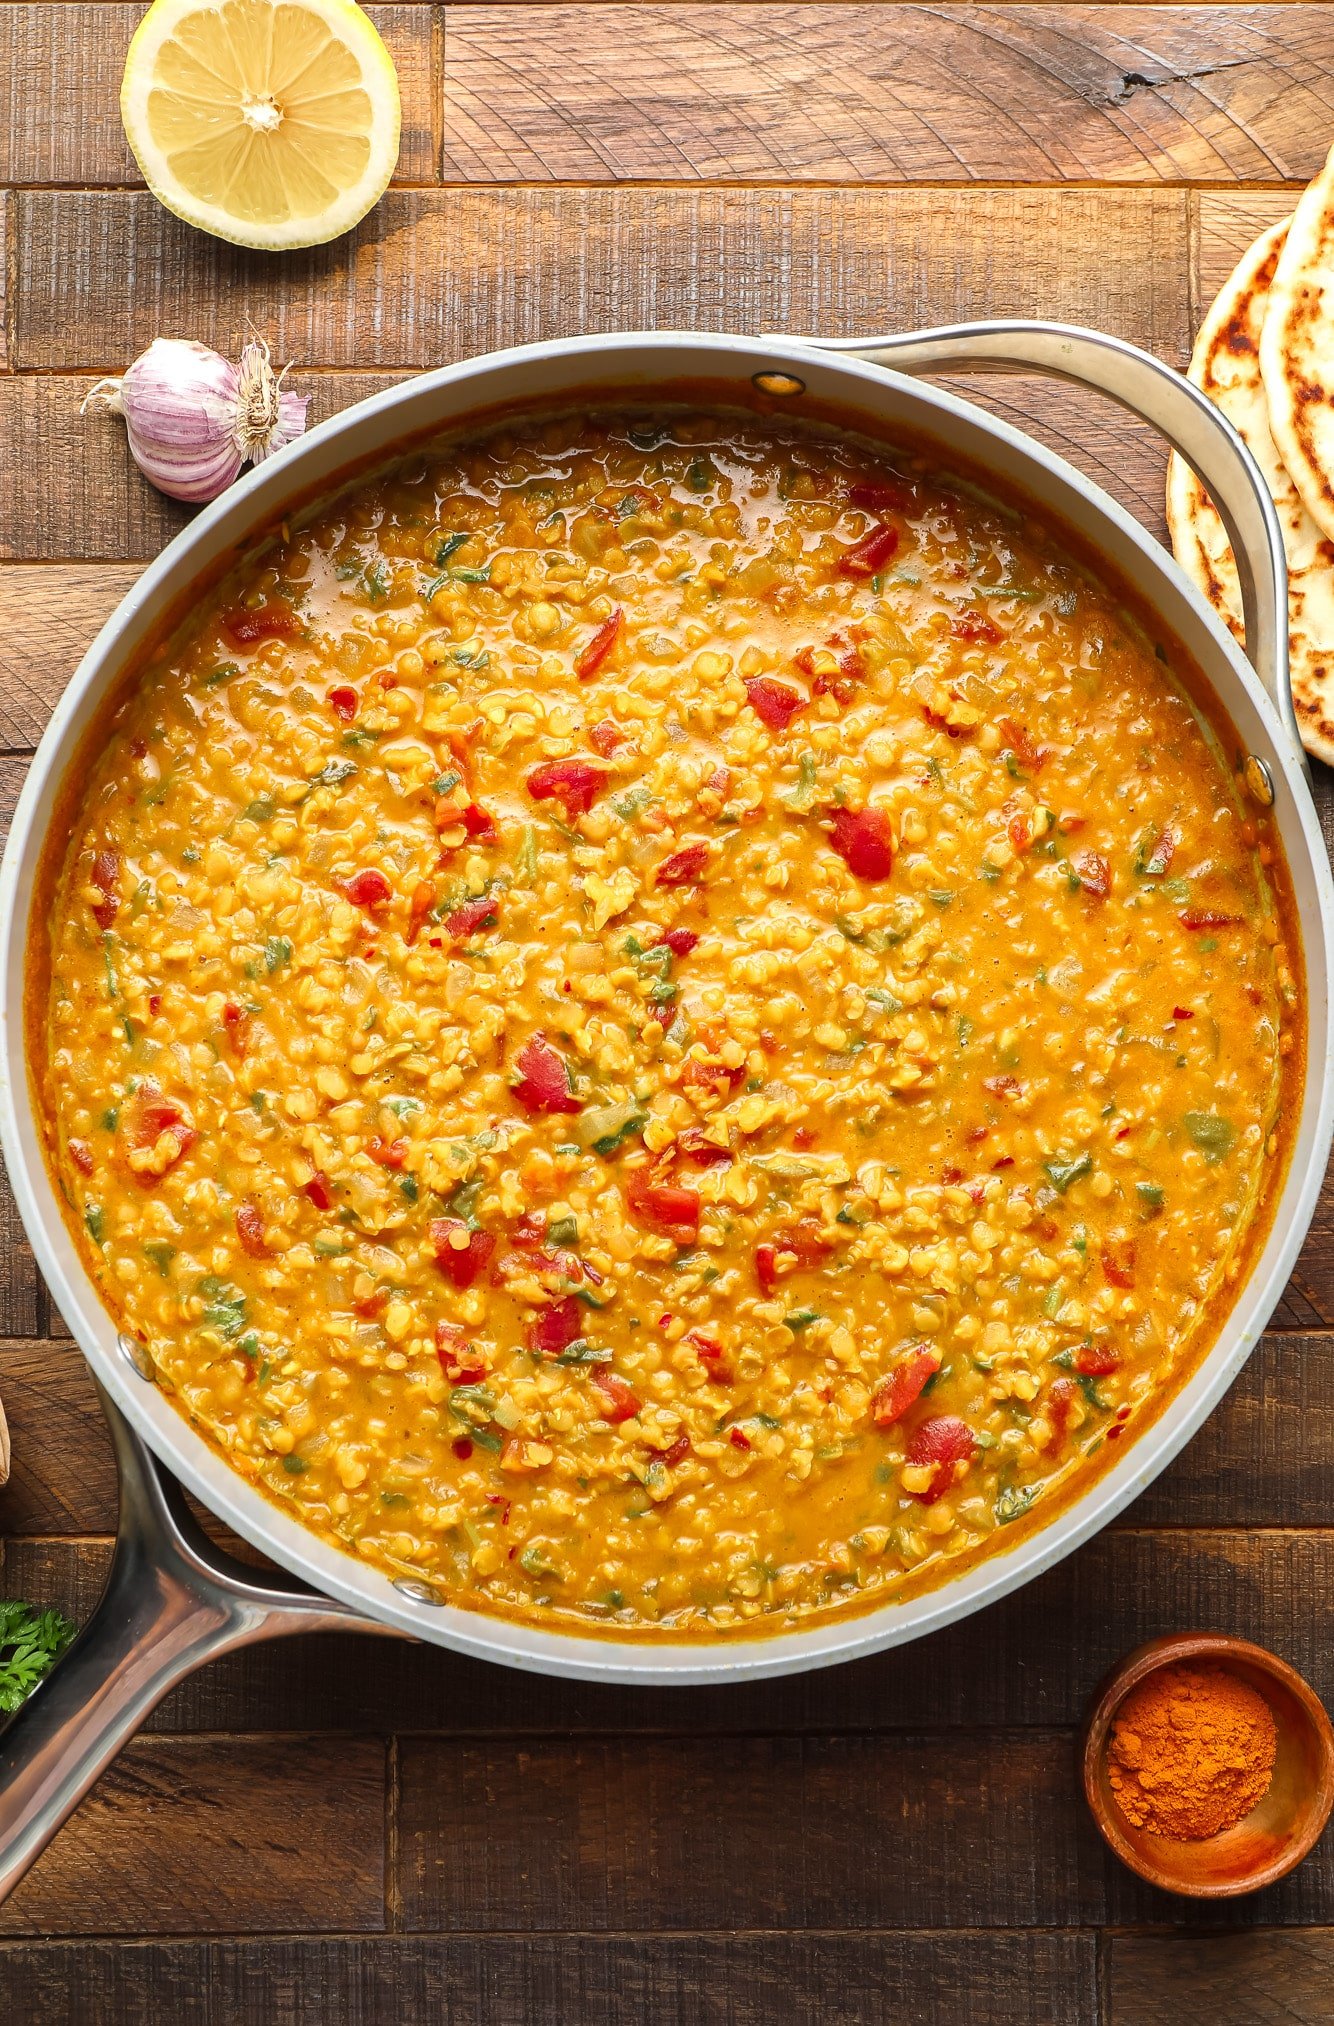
[773,320,1299,765]
[0,1389,382,1907]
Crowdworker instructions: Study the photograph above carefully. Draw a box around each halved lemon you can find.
[121,0,400,250]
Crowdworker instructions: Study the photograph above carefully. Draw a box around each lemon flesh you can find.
[121,0,400,250]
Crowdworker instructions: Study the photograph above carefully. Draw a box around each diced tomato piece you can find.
[848,480,907,513]
[591,1370,641,1423]
[435,1321,486,1386]
[662,1432,691,1467]
[704,765,732,800]
[511,1212,547,1249]
[342,867,393,911]
[744,676,805,731]
[124,1078,197,1184]
[1044,1376,1079,1453]
[826,805,894,881]
[655,842,709,887]
[429,1219,497,1289]
[984,1075,1021,1098]
[905,1414,977,1504]
[755,1219,831,1295]
[452,1437,474,1460]
[445,892,499,941]
[1077,1343,1121,1377]
[68,1137,94,1176]
[222,601,297,645]
[527,1295,585,1359]
[574,607,624,680]
[950,610,1001,644]
[513,1035,581,1114]
[461,801,498,840]
[687,1327,732,1382]
[404,878,436,947]
[871,1346,942,1427]
[1180,909,1242,930]
[90,849,120,929]
[352,1286,386,1319]
[235,1202,268,1257]
[303,1170,333,1211]
[673,1128,733,1167]
[656,927,699,958]
[997,718,1047,772]
[327,685,358,722]
[588,718,624,758]
[1008,814,1032,855]
[627,1172,701,1245]
[367,1136,408,1170]
[1102,1235,1136,1289]
[222,1000,251,1058]
[1172,1006,1194,1022]
[839,523,899,576]
[1075,851,1111,900]
[500,1435,551,1474]
[527,759,607,816]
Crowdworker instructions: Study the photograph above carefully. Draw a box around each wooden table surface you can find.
[4,4,1334,2020]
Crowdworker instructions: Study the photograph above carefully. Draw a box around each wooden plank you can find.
[0,367,1179,567]
[9,1525,1328,1745]
[0,5,440,185]
[0,378,1170,586]
[11,185,1190,375]
[0,567,142,748]
[396,1720,1334,1931]
[0,1338,118,1534]
[398,1727,1101,1931]
[1110,1930,1334,2026]
[0,1175,41,1338]
[0,1736,386,1937]
[441,4,1334,188]
[0,1932,1101,2026]
[1194,188,1295,326]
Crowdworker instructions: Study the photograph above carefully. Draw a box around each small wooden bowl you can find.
[1082,1633,1334,1897]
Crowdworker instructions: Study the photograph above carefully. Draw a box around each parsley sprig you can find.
[0,1599,77,1714]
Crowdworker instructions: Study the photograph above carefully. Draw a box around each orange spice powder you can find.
[1108,1662,1278,1840]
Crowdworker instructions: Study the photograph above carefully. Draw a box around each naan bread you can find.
[1167,214,1334,767]
[1262,144,1334,547]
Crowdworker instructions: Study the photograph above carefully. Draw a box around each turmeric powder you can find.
[1108,1662,1277,1839]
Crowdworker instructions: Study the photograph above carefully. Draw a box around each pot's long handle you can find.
[771,320,1299,766]
[0,1390,384,1906]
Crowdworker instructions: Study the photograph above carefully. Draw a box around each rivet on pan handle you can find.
[0,1386,397,1908]
[764,320,1301,775]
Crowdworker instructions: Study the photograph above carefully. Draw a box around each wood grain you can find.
[10,185,1190,374]
[397,1727,1097,1931]
[0,1932,1101,2026]
[0,5,440,186]
[1110,1930,1334,2025]
[0,567,141,746]
[1194,188,1295,324]
[0,1736,386,1936]
[441,5,1334,188]
[8,1520,1334,1740]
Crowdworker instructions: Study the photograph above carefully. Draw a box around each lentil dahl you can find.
[39,408,1301,1632]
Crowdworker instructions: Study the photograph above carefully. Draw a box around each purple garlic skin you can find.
[82,337,309,504]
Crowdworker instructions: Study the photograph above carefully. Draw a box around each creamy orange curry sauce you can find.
[39,406,1301,1633]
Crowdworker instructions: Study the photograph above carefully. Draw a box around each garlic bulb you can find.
[82,338,309,504]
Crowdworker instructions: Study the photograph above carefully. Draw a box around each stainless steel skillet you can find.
[1,322,1330,1902]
